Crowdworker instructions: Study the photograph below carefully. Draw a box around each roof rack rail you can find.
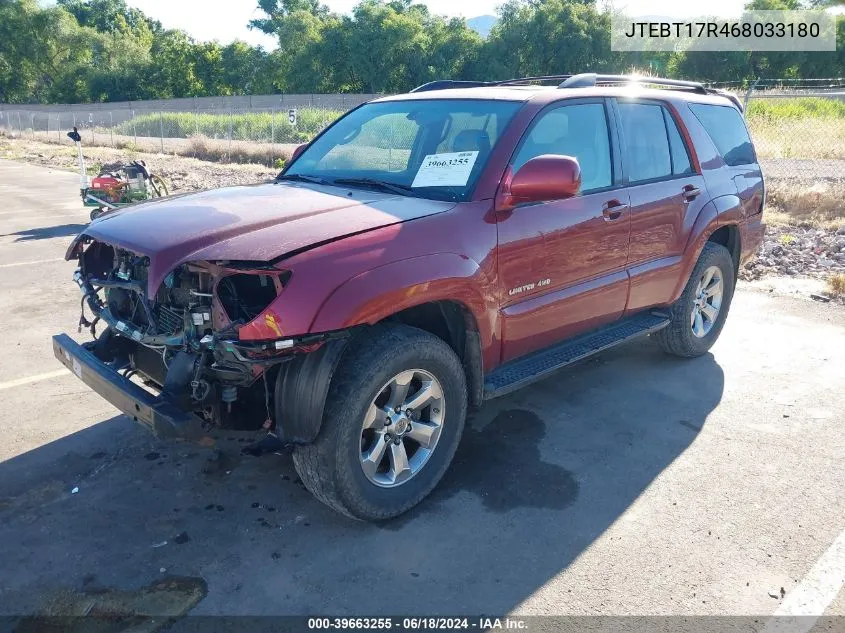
[559,73,708,94]
[496,75,574,86]
[410,80,494,93]
[410,75,573,93]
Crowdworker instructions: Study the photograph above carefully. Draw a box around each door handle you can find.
[682,185,701,201]
[602,200,628,221]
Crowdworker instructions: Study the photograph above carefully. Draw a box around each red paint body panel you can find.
[495,188,630,362]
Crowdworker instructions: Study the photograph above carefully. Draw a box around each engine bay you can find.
[73,239,291,430]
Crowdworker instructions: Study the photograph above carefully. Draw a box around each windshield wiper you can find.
[277,173,330,185]
[331,177,417,197]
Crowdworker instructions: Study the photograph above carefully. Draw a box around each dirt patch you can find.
[0,137,276,195]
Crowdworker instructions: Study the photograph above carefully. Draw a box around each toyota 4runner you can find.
[54,73,765,520]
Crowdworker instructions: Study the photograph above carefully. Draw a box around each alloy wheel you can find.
[690,265,724,338]
[359,369,445,488]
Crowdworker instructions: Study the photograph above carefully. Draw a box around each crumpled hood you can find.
[74,181,456,295]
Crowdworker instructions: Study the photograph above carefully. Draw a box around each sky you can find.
[123,0,753,48]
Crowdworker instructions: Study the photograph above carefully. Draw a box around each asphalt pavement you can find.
[0,159,843,630]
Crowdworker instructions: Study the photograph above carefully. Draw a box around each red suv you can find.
[54,73,765,520]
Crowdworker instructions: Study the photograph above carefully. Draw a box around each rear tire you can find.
[653,242,735,357]
[293,324,467,521]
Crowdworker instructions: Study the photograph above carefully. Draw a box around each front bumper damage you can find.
[56,240,352,444]
[53,333,206,440]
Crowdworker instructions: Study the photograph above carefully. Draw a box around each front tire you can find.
[293,324,467,521]
[653,242,735,357]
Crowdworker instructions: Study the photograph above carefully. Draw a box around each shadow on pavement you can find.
[2,223,87,242]
[0,338,724,621]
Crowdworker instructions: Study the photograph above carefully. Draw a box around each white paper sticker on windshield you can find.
[411,151,479,188]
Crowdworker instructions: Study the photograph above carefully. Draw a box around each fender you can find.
[310,253,499,369]
[670,194,742,302]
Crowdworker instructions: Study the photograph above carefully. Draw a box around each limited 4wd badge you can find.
[411,151,479,188]
[509,278,551,296]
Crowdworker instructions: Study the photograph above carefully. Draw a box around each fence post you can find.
[271,108,276,164]
[109,111,114,147]
[743,77,761,117]
[228,109,233,162]
[132,110,137,146]
[159,111,165,153]
[30,113,35,139]
[17,111,22,137]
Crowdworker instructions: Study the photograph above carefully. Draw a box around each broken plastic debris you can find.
[151,541,168,548]
[71,487,79,494]
[160,567,167,573]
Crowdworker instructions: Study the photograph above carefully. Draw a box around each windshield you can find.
[283,99,522,201]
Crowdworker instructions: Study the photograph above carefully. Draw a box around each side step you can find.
[483,311,670,399]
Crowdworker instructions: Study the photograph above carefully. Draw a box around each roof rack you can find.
[409,73,743,111]
[558,73,744,110]
[558,73,708,93]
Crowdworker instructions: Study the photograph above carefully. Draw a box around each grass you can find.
[827,272,845,298]
[114,109,343,145]
[745,98,845,160]
[747,97,845,121]
[748,117,845,160]
[183,134,294,165]
[763,180,845,230]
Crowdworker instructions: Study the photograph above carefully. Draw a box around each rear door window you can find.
[689,103,756,166]
[617,102,672,183]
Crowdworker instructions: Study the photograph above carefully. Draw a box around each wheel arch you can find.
[706,224,741,281]
[671,196,742,302]
[379,299,484,410]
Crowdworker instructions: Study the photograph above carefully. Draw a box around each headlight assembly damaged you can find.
[68,237,338,434]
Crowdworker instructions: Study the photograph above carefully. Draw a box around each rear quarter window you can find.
[689,103,756,167]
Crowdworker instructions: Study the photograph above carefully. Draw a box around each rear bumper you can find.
[53,333,206,440]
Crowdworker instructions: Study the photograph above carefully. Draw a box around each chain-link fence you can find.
[743,91,845,184]
[704,80,845,183]
[0,93,377,165]
[1,87,844,179]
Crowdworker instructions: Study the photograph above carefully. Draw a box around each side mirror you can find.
[499,155,581,209]
[67,127,81,143]
[290,143,308,163]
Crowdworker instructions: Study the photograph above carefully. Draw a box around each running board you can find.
[483,311,671,399]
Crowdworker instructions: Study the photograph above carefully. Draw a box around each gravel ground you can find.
[741,224,845,280]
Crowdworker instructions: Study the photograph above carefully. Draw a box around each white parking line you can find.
[0,258,65,268]
[0,369,69,391]
[763,526,845,632]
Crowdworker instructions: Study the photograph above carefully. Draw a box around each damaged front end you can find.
[55,237,347,442]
